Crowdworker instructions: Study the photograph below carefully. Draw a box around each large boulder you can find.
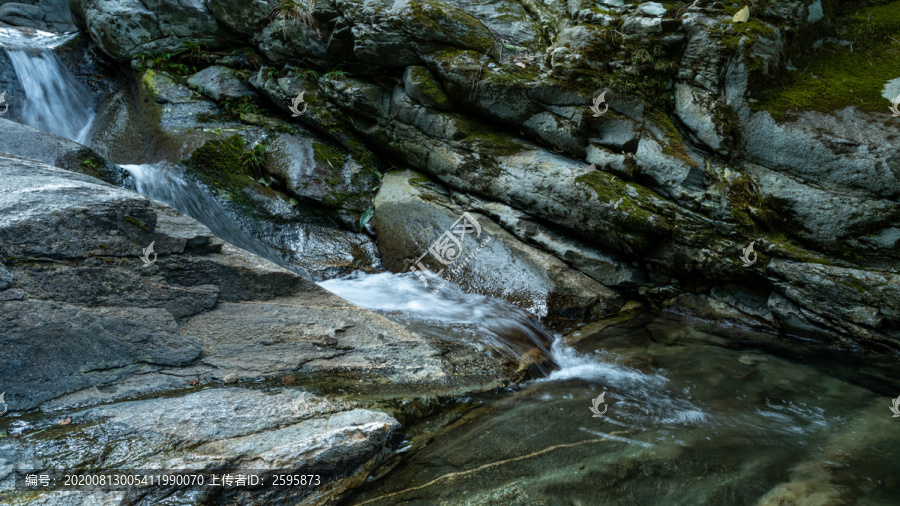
[0,118,126,185]
[70,0,221,61]
[0,153,511,413]
[374,170,626,323]
[1,388,401,504]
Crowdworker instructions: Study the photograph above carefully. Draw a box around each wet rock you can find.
[0,3,46,30]
[0,389,400,504]
[0,155,510,413]
[264,133,378,212]
[187,65,251,101]
[207,0,269,36]
[70,0,221,62]
[0,119,126,185]
[374,170,626,321]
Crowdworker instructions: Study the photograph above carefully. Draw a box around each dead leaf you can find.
[58,418,71,425]
[515,61,526,69]
[187,380,200,386]
[283,375,296,385]
[733,6,750,23]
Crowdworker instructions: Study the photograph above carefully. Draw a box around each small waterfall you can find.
[123,162,294,267]
[5,49,95,143]
[0,27,94,144]
[320,271,557,369]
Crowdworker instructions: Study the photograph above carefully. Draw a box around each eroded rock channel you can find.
[0,0,898,504]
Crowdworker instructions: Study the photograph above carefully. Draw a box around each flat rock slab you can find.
[0,388,398,504]
[0,154,505,413]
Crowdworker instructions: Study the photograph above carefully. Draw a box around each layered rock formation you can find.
[64,0,897,347]
[0,153,512,504]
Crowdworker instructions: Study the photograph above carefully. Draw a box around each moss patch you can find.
[182,135,257,208]
[312,142,348,168]
[755,1,900,118]
[574,171,673,250]
[647,111,699,168]
[406,0,494,52]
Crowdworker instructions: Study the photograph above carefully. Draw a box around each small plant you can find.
[359,207,374,232]
[322,69,349,81]
[134,51,194,78]
[242,140,269,173]
[183,40,203,64]
[270,0,320,38]
[221,96,261,120]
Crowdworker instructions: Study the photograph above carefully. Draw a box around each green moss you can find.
[312,142,347,168]
[406,0,494,52]
[461,127,527,157]
[764,232,831,264]
[648,111,699,167]
[574,171,673,247]
[755,1,900,118]
[123,216,149,230]
[406,66,454,109]
[182,136,257,208]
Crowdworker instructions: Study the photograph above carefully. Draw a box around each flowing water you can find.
[324,273,900,505]
[5,28,900,504]
[122,162,312,277]
[1,28,95,143]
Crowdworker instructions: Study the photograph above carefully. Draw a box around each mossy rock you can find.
[755,1,900,118]
[404,66,455,110]
[404,0,495,53]
[182,135,257,208]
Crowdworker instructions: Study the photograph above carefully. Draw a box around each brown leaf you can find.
[283,375,296,385]
[515,61,527,69]
[58,418,71,425]
[188,380,200,386]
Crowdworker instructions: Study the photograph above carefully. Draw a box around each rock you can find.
[222,373,239,383]
[187,65,251,101]
[0,155,511,413]
[403,65,454,111]
[638,2,667,17]
[455,193,646,289]
[0,119,126,185]
[766,260,900,349]
[0,3,47,30]
[207,0,269,36]
[674,83,728,153]
[374,170,626,322]
[41,0,78,32]
[0,388,401,504]
[70,0,220,62]
[264,133,379,212]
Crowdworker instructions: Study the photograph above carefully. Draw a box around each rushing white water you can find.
[123,162,298,270]
[321,270,555,360]
[0,27,77,50]
[5,48,95,143]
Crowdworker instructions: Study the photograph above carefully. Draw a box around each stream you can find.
[3,25,900,506]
